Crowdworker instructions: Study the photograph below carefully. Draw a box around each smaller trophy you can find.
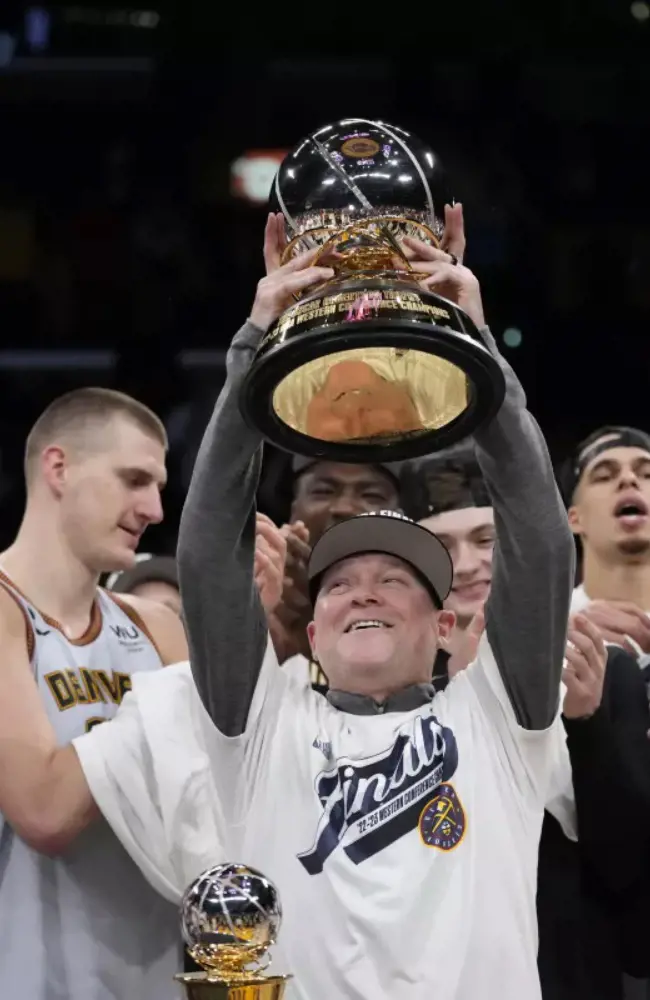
[175,863,291,1000]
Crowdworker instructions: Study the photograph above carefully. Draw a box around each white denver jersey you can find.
[0,570,181,1000]
[76,635,568,1000]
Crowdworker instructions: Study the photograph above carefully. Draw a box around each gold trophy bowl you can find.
[240,118,505,463]
[175,863,291,1000]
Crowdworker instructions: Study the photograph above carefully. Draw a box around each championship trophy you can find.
[240,118,506,463]
[175,863,291,1000]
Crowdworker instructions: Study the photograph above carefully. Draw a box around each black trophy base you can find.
[240,275,505,463]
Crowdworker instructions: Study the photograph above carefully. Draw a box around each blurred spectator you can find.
[106,553,181,618]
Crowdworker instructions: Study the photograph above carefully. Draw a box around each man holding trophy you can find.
[177,120,576,999]
[0,120,575,999]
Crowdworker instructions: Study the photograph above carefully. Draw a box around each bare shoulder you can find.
[107,591,188,666]
[0,584,36,669]
[0,583,33,639]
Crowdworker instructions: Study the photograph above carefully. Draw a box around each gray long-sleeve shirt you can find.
[178,321,575,736]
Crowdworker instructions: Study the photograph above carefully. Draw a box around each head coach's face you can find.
[306,513,455,699]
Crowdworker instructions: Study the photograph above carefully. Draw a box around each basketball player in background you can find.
[561,426,650,1000]
[0,388,187,1000]
[561,426,650,662]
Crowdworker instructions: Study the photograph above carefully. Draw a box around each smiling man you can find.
[0,388,187,1000]
[304,514,456,702]
[562,426,650,659]
[177,223,575,1000]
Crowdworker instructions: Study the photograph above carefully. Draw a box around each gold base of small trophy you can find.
[175,971,290,1000]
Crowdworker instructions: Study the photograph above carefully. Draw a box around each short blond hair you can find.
[24,387,167,484]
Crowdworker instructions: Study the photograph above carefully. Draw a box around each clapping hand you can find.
[562,613,607,720]
[576,600,650,659]
[254,514,288,616]
[279,521,312,625]
[266,521,313,663]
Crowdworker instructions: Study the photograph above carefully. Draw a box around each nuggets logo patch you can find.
[419,783,466,851]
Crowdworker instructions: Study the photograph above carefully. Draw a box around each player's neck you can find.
[0,513,100,632]
[582,548,650,611]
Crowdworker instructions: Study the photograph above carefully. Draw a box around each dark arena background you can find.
[0,0,647,552]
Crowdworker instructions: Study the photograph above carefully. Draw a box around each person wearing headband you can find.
[174,225,577,1000]
[560,425,650,661]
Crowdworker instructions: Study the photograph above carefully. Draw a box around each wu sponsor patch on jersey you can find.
[109,622,147,652]
[418,783,466,851]
[299,711,459,874]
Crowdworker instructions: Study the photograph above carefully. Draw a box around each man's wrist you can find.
[247,313,270,335]
[563,709,597,722]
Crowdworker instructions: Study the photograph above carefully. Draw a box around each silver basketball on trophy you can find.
[176,863,289,1000]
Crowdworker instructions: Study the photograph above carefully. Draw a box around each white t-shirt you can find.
[282,653,315,691]
[282,652,576,842]
[76,637,569,1000]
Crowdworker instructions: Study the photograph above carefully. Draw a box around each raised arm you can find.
[177,239,333,735]
[473,326,573,728]
[406,237,575,729]
[473,329,573,729]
